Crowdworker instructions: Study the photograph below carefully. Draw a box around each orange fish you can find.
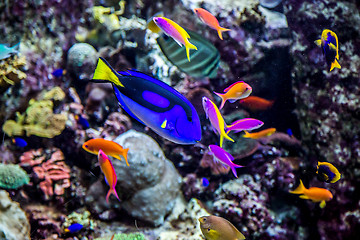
[82,138,129,166]
[289,180,333,208]
[214,81,252,110]
[239,96,274,112]
[98,149,120,203]
[193,8,231,40]
[242,128,276,139]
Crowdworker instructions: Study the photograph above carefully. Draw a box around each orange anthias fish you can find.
[98,149,120,203]
[242,128,276,139]
[214,81,252,110]
[289,180,333,208]
[82,138,129,166]
[194,8,231,40]
[239,96,274,112]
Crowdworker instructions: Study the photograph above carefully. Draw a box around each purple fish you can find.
[208,145,244,178]
[226,118,264,134]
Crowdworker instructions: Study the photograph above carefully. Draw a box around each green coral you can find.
[2,88,67,138]
[95,233,146,240]
[63,210,96,231]
[0,164,30,189]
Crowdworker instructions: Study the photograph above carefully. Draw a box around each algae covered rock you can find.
[95,232,146,240]
[113,130,182,226]
[0,190,30,240]
[67,43,98,80]
[0,163,29,189]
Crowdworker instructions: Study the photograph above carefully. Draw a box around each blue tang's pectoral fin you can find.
[112,84,146,125]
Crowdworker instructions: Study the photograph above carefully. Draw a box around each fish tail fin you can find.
[242,130,251,138]
[289,180,306,194]
[330,59,341,71]
[106,187,120,203]
[314,39,322,47]
[230,162,244,178]
[92,57,124,87]
[214,91,226,110]
[122,148,130,167]
[185,41,197,62]
[220,131,234,147]
[12,42,20,52]
[217,27,231,40]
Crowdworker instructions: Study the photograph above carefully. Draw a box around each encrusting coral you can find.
[0,55,27,92]
[20,148,71,200]
[2,88,67,138]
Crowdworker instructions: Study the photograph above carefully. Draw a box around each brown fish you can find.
[199,215,245,240]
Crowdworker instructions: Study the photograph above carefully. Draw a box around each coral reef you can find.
[284,0,360,239]
[20,148,71,200]
[25,204,65,239]
[2,88,67,138]
[0,190,30,240]
[0,163,29,189]
[0,55,26,92]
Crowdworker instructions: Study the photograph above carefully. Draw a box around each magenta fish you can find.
[226,118,264,134]
[208,145,244,178]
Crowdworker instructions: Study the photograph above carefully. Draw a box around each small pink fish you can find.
[208,145,244,178]
[98,149,120,203]
[226,118,264,134]
[214,81,252,110]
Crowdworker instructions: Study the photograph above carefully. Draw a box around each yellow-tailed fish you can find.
[242,128,276,139]
[202,96,234,147]
[289,180,333,208]
[199,215,245,240]
[153,17,197,62]
[314,29,341,71]
[316,162,341,183]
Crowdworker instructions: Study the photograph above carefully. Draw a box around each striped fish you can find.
[157,29,220,78]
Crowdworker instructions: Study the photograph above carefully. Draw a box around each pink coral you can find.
[20,148,71,200]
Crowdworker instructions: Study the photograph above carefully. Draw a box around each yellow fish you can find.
[290,180,333,208]
[314,29,341,71]
[242,128,276,139]
[199,215,245,240]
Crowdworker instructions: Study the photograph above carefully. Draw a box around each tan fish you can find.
[199,215,245,240]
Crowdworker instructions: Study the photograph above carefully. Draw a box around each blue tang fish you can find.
[64,223,83,233]
[316,162,341,183]
[314,29,341,71]
[92,58,202,144]
[0,42,20,60]
[75,115,90,129]
[52,68,67,77]
[12,137,27,147]
[202,177,209,187]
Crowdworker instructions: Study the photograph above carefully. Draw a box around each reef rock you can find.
[0,190,30,240]
[113,130,182,226]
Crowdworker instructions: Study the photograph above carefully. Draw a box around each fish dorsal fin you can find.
[224,81,243,93]
[165,17,190,39]
[314,39,322,47]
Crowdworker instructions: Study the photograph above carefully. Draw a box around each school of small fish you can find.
[3,4,344,240]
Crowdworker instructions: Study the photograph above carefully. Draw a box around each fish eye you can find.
[207,228,211,232]
[85,145,88,148]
